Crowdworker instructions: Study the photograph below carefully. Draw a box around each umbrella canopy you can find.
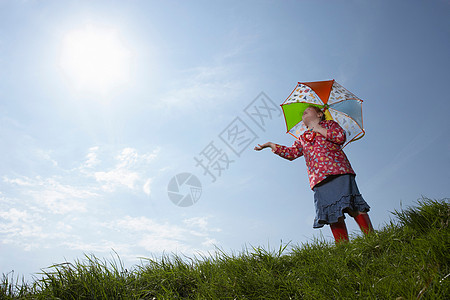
[281,79,365,147]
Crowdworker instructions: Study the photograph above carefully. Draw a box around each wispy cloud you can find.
[0,208,47,251]
[83,146,100,168]
[82,146,159,193]
[3,176,95,214]
[0,145,221,260]
[1,145,159,248]
[101,215,221,255]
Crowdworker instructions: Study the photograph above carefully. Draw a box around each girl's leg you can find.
[354,212,374,234]
[330,217,349,244]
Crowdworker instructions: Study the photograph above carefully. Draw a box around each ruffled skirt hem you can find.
[312,174,370,229]
[313,194,370,228]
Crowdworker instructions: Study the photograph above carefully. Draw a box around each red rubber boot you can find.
[354,213,374,235]
[330,220,349,244]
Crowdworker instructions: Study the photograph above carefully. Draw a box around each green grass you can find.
[2,197,449,299]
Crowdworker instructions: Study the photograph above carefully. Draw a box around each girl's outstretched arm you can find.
[254,142,276,151]
[255,140,303,161]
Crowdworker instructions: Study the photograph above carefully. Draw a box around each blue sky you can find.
[1,0,449,280]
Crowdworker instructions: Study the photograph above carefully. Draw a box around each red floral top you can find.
[273,120,355,189]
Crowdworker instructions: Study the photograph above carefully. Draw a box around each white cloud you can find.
[143,178,152,196]
[95,169,140,191]
[184,216,221,233]
[61,239,131,254]
[101,215,222,255]
[92,147,159,193]
[117,147,157,168]
[111,216,184,236]
[1,144,220,268]
[137,235,191,254]
[83,146,100,168]
[1,145,162,252]
[2,176,35,187]
[3,176,95,214]
[0,208,47,250]
[35,149,59,167]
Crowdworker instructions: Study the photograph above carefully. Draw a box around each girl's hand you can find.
[309,121,327,137]
[254,144,265,151]
[254,142,276,151]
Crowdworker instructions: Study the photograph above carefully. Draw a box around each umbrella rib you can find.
[280,101,323,107]
[328,98,363,106]
[281,82,303,105]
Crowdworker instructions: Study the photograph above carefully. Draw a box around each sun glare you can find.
[59,25,131,94]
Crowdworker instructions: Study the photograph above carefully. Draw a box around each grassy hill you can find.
[1,197,449,299]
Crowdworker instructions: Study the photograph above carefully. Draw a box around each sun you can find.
[59,25,131,94]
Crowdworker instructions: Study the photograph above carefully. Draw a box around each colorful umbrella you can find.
[281,79,365,147]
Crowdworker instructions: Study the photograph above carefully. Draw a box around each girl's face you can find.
[302,107,322,125]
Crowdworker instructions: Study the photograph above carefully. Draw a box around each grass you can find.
[1,197,449,299]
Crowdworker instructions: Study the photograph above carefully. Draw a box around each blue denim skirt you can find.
[312,174,370,228]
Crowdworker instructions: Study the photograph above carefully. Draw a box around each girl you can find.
[254,106,373,243]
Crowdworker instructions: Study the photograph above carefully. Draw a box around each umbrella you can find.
[281,79,365,147]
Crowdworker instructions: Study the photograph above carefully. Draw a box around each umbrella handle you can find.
[302,130,316,143]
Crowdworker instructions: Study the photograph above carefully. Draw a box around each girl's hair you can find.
[307,105,326,121]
